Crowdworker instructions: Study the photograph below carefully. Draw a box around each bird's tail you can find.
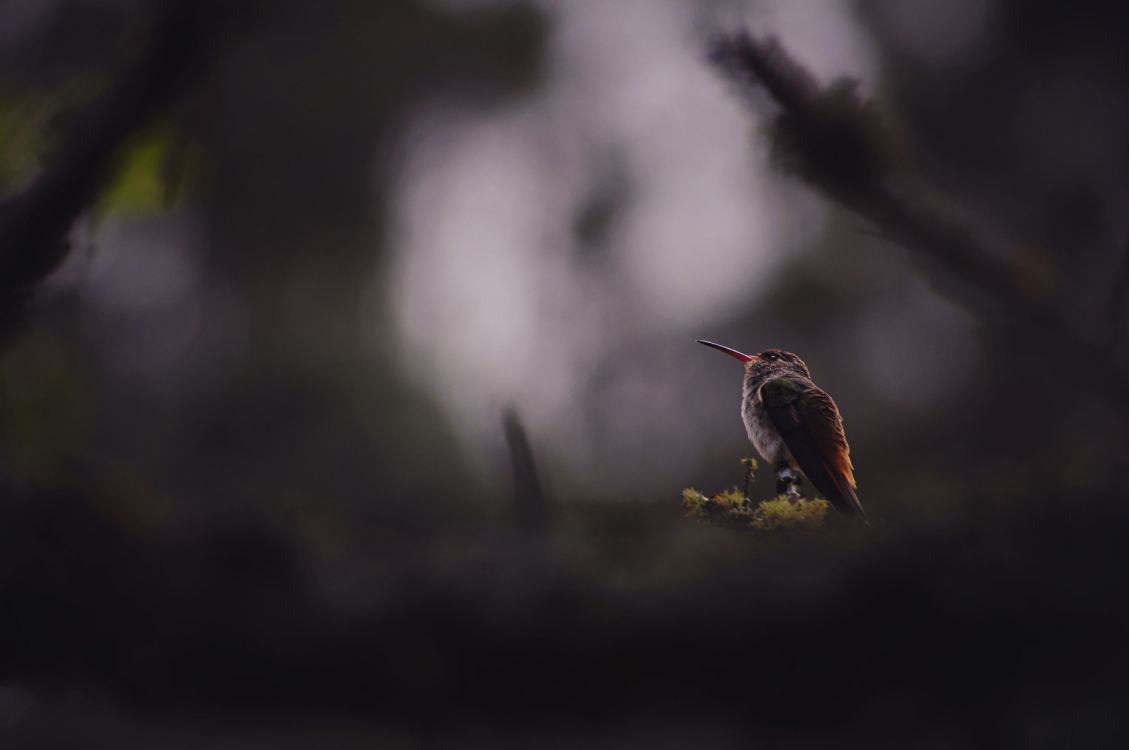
[840,483,870,527]
[820,462,869,526]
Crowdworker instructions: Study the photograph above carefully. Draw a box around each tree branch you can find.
[710,31,1129,428]
[0,1,219,333]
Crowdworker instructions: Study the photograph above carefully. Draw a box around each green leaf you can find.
[97,125,191,216]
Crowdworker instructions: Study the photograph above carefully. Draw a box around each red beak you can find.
[697,339,758,362]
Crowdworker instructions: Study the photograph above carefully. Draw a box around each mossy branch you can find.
[683,458,830,535]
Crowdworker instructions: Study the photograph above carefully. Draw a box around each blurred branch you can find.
[0,1,220,334]
[710,32,1129,428]
[502,407,547,535]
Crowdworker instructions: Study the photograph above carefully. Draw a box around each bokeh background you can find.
[1,0,1127,746]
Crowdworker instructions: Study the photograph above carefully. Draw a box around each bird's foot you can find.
[775,465,802,499]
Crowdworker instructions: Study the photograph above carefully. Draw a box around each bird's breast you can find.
[741,383,790,466]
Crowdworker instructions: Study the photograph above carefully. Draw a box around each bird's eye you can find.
[764,352,778,361]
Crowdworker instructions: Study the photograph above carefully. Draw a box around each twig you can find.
[741,456,757,500]
[502,407,547,535]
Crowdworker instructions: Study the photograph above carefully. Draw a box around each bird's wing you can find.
[760,377,868,522]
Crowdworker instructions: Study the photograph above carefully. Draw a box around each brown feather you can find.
[800,387,855,488]
[761,378,868,522]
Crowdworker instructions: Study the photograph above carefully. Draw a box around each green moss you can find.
[681,487,709,517]
[751,495,829,533]
[682,458,829,535]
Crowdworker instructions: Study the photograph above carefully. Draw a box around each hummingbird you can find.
[697,340,868,523]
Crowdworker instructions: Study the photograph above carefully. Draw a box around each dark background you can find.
[1,0,1127,746]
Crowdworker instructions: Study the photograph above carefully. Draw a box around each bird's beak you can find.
[697,339,758,362]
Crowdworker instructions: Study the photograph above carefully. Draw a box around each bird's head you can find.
[696,340,811,381]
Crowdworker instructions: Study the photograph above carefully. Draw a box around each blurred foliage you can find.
[0,84,186,216]
[0,332,91,482]
[166,344,480,529]
[0,86,51,190]
[0,70,116,180]
[95,124,189,215]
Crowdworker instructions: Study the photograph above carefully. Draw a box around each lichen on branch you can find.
[682,458,829,534]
